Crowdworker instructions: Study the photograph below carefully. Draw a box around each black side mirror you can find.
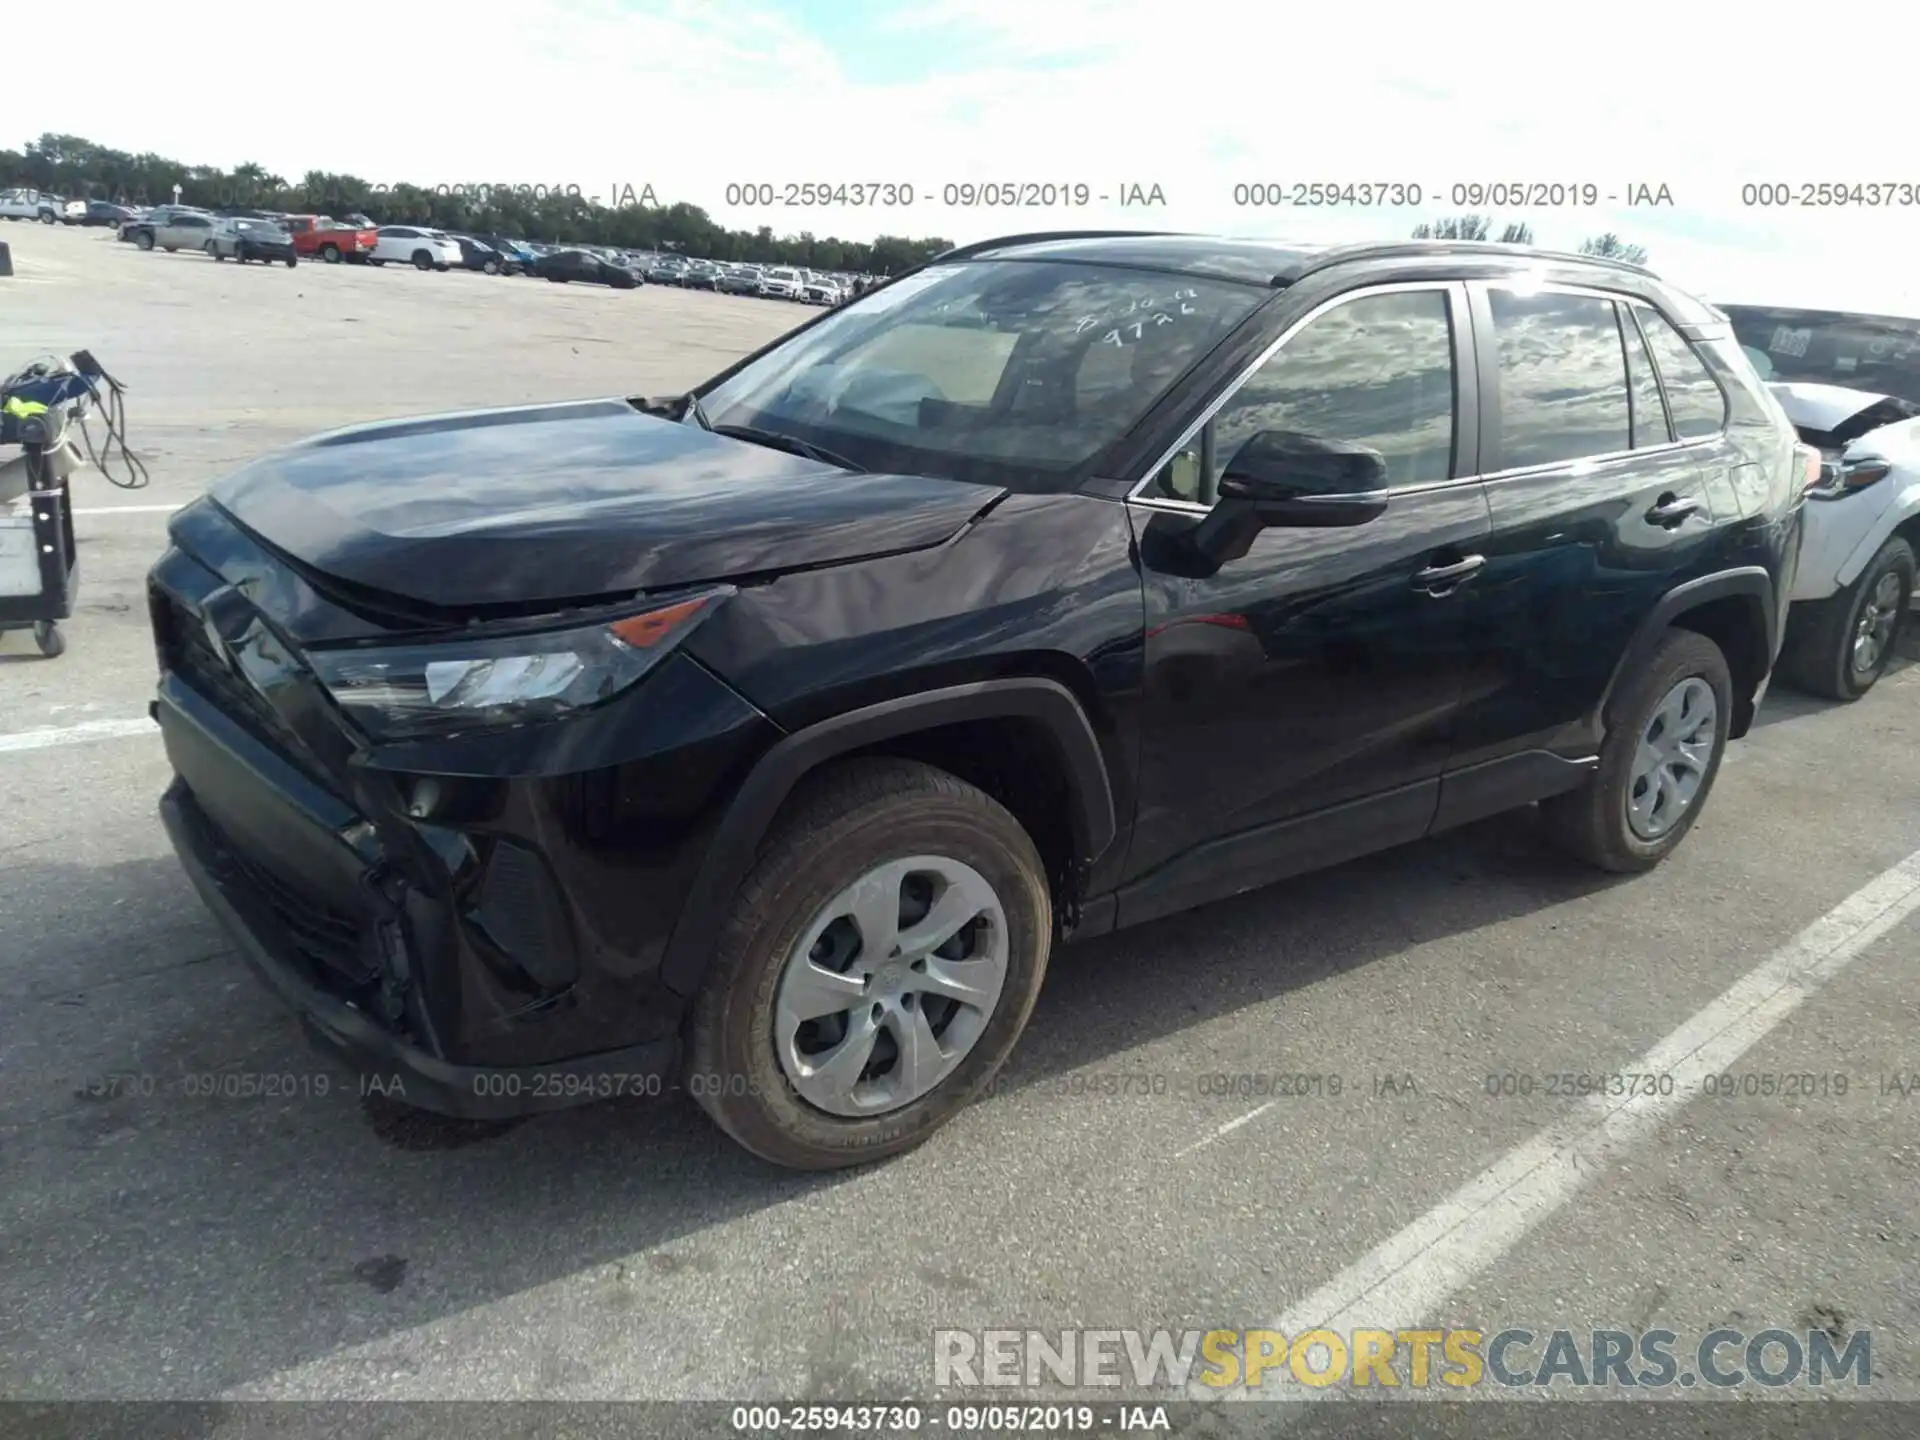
[1217,430,1391,528]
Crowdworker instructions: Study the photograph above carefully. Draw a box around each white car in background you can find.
[1717,299,1920,699]
[801,273,843,305]
[758,265,803,300]
[365,225,461,271]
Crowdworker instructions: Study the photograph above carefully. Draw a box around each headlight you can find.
[1805,454,1894,501]
[307,587,731,740]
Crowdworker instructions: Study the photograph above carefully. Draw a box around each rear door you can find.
[1449,282,1729,772]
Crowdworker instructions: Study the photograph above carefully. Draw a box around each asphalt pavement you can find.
[1,223,1917,1429]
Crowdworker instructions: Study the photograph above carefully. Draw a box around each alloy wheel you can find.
[1626,676,1717,840]
[1851,571,1905,675]
[773,855,1008,1117]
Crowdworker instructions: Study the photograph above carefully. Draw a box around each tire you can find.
[33,621,64,658]
[412,250,433,270]
[1777,537,1915,701]
[483,259,499,274]
[162,245,177,253]
[285,255,297,268]
[134,231,153,250]
[1542,628,1733,873]
[38,211,55,225]
[213,249,226,262]
[320,243,340,263]
[684,757,1053,1170]
[367,257,385,266]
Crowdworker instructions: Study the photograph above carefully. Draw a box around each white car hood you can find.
[1768,381,1920,457]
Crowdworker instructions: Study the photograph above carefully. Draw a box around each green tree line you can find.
[1411,212,1650,265]
[1,133,956,274]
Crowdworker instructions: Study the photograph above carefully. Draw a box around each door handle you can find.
[1646,494,1703,527]
[1411,554,1486,591]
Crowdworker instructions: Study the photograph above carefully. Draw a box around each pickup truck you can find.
[0,189,76,224]
[282,215,378,263]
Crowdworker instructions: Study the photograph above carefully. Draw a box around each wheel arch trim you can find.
[658,677,1117,996]
[1599,567,1777,739]
[1835,480,1920,587]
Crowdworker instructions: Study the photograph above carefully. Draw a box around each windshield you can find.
[698,259,1269,490]
[1718,304,1920,407]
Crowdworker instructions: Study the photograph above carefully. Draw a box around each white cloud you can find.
[10,0,1919,306]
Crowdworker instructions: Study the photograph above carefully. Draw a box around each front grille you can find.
[230,846,375,986]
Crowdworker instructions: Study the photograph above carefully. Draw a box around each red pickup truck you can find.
[283,215,378,263]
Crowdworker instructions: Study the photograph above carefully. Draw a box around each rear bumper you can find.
[161,777,679,1119]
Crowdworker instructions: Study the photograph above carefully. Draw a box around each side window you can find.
[1487,289,1631,468]
[1145,289,1455,504]
[1635,305,1728,439]
[1617,302,1672,447]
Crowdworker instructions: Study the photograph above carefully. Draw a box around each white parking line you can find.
[1196,844,1920,1401]
[1177,1101,1274,1158]
[72,503,182,515]
[0,716,156,754]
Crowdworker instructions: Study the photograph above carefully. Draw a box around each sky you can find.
[10,0,1920,308]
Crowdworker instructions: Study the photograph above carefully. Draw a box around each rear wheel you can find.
[1778,537,1914,701]
[411,250,433,270]
[32,620,64,658]
[1543,629,1732,873]
[320,243,341,263]
[684,758,1052,1169]
[38,210,55,225]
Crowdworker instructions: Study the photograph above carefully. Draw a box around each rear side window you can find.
[1618,304,1672,447]
[1635,306,1727,438]
[1487,289,1631,468]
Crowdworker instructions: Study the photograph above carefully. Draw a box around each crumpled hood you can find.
[208,398,1004,610]
[1768,381,1920,452]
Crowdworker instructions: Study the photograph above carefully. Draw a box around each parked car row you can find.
[13,185,877,303]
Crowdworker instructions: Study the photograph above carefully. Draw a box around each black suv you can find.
[148,232,1805,1169]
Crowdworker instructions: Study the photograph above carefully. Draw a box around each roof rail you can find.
[929,229,1185,263]
[1289,239,1659,283]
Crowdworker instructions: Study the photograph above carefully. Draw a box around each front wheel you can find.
[38,211,55,225]
[1778,537,1915,701]
[319,243,341,263]
[1542,629,1732,873]
[284,254,297,268]
[684,757,1052,1170]
[411,250,433,270]
[134,230,154,250]
[32,620,64,658]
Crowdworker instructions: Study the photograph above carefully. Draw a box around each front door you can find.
[1120,282,1492,926]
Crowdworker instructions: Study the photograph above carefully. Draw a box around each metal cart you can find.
[0,374,89,659]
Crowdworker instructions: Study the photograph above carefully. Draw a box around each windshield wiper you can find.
[683,391,713,430]
[710,423,866,473]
